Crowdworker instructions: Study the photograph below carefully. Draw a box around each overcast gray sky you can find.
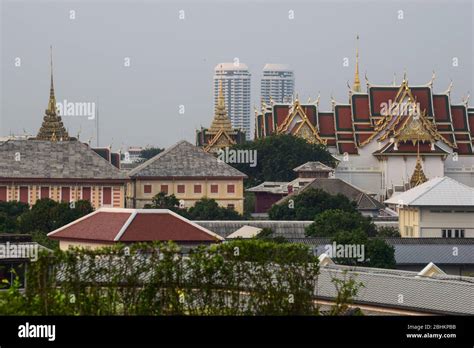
[1,0,472,150]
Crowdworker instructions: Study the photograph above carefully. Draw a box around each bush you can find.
[0,241,320,315]
[269,189,357,221]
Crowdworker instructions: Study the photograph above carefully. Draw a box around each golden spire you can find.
[410,141,428,187]
[35,46,70,141]
[353,35,361,92]
[217,76,225,108]
[208,73,233,134]
[48,45,56,114]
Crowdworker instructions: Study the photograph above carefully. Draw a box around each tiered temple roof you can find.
[196,77,245,153]
[35,47,70,142]
[255,76,474,156]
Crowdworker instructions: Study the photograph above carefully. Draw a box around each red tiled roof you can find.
[120,213,217,242]
[49,212,131,241]
[48,209,223,243]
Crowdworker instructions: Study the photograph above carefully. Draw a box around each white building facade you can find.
[261,64,295,104]
[214,63,252,140]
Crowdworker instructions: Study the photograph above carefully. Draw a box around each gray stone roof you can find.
[293,161,334,172]
[278,178,385,211]
[287,237,474,265]
[195,220,398,239]
[195,220,313,238]
[0,140,127,180]
[318,264,474,315]
[128,140,247,178]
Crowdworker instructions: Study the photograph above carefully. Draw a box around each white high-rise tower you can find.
[260,64,295,104]
[214,63,251,140]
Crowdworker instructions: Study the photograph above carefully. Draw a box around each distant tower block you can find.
[214,63,251,140]
[261,64,295,104]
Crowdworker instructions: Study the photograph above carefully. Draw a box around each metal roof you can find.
[317,263,474,315]
[385,176,474,206]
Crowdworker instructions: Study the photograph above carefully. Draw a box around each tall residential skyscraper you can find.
[260,64,295,104]
[214,63,251,140]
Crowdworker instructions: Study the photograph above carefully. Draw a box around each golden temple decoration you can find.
[359,80,456,149]
[276,99,326,145]
[208,78,234,135]
[353,35,361,92]
[410,142,428,187]
[36,46,70,142]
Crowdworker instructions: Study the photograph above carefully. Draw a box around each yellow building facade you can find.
[127,140,247,214]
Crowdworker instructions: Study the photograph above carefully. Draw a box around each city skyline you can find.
[1,0,472,150]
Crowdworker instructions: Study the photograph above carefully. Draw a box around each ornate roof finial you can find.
[429,70,436,87]
[217,76,225,108]
[410,141,428,188]
[352,35,361,92]
[463,92,470,106]
[364,71,370,87]
[403,69,407,83]
[48,45,56,114]
[444,80,454,95]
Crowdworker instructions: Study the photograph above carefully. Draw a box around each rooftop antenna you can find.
[96,98,100,147]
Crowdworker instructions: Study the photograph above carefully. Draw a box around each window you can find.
[447,229,452,238]
[82,187,91,201]
[442,229,447,238]
[61,187,70,203]
[144,185,152,194]
[455,229,460,238]
[40,187,50,199]
[0,186,6,202]
[103,187,112,205]
[194,185,202,194]
[160,185,168,194]
[461,230,465,238]
[210,184,218,194]
[227,184,235,194]
[227,204,235,210]
[177,185,185,194]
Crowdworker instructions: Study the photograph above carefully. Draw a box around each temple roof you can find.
[35,47,70,142]
[208,79,235,135]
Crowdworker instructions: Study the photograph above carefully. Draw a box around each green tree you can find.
[18,199,93,234]
[187,198,242,220]
[305,209,377,237]
[376,226,401,238]
[0,201,29,233]
[256,227,287,244]
[229,134,335,187]
[269,188,357,221]
[140,147,164,161]
[148,192,180,209]
[365,238,396,268]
